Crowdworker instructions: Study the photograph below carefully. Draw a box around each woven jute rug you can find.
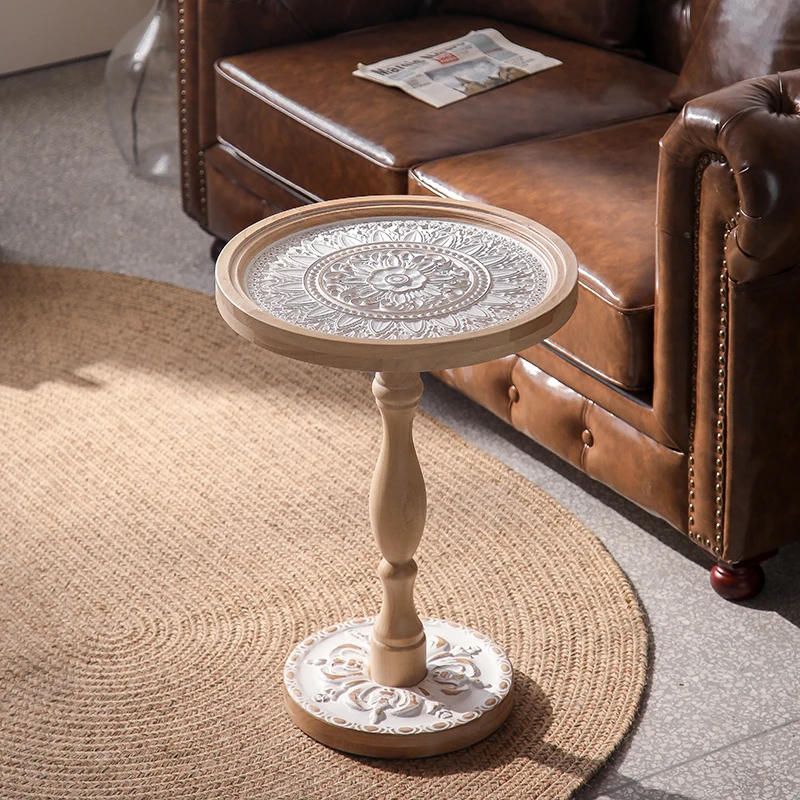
[0,264,648,799]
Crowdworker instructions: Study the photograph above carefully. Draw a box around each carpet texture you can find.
[0,264,648,799]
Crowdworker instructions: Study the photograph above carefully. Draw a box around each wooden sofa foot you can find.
[709,550,777,601]
[210,237,226,261]
[710,563,764,601]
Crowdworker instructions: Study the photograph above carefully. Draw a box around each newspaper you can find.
[353,29,562,108]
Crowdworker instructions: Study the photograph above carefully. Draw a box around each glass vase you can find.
[105,0,179,184]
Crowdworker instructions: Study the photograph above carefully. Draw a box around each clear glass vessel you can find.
[105,0,179,184]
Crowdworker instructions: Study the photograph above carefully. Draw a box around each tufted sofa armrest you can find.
[654,71,800,563]
[176,0,426,229]
[660,72,800,283]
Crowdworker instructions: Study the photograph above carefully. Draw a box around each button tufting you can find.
[508,385,519,403]
[581,429,594,447]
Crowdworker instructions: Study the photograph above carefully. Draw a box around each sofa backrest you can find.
[441,0,642,50]
[441,0,716,72]
[669,0,800,103]
[638,0,712,73]
[441,0,797,83]
[643,0,800,85]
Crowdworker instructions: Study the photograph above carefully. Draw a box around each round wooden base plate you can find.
[283,618,514,758]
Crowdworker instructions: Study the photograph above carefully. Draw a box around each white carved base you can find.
[283,617,514,758]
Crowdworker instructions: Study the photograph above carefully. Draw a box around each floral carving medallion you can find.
[245,218,550,339]
[284,618,512,736]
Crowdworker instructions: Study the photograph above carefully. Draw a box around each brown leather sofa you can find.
[177,0,800,599]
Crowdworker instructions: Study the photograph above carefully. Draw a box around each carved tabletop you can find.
[216,195,577,759]
[216,196,577,373]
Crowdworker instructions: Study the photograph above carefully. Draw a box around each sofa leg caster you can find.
[210,237,226,261]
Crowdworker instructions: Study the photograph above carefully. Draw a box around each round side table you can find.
[215,195,577,758]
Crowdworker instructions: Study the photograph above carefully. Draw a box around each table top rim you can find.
[215,196,578,372]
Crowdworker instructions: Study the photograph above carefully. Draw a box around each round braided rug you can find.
[0,265,648,799]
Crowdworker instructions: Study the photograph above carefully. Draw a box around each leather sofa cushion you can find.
[214,15,675,201]
[441,0,640,51]
[670,0,800,106]
[410,114,678,390]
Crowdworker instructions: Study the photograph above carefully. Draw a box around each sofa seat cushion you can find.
[215,14,676,201]
[409,114,677,390]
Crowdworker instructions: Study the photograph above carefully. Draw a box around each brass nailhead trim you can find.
[178,1,207,225]
[687,154,731,556]
[178,1,188,207]
[715,217,733,556]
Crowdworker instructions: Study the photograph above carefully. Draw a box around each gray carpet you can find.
[0,58,213,293]
[1,56,799,800]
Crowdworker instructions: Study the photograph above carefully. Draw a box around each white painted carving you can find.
[284,618,513,736]
[245,218,550,340]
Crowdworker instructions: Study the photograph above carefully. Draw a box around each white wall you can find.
[1,0,154,75]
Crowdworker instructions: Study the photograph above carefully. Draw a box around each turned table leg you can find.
[281,370,513,757]
[369,372,428,687]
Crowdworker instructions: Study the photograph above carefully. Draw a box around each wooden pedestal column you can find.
[369,372,428,688]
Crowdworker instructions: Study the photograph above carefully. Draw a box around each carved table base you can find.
[284,618,514,758]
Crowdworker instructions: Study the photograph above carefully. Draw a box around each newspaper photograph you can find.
[354,29,562,108]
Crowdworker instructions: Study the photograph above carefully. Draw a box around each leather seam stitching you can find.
[542,340,651,393]
[529,344,680,448]
[215,139,323,204]
[576,281,655,315]
[728,259,800,288]
[216,66,408,173]
[206,161,280,209]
